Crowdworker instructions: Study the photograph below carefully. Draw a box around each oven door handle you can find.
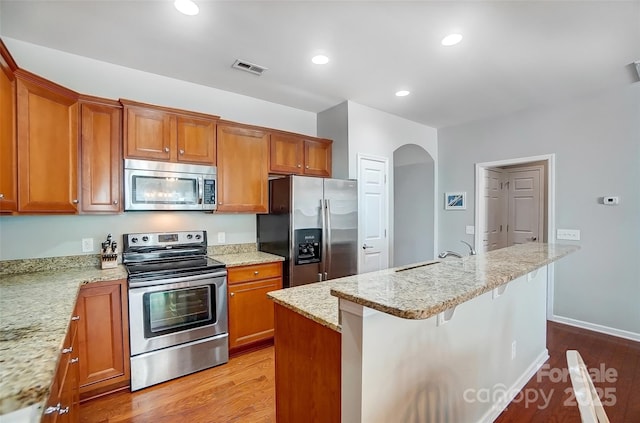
[128,270,227,289]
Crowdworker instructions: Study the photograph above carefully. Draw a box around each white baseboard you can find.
[479,349,550,423]
[549,315,640,342]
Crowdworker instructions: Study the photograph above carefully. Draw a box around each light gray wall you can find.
[317,101,349,179]
[0,38,317,260]
[393,145,435,266]
[438,84,640,336]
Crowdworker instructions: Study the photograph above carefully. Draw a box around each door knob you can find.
[362,244,373,250]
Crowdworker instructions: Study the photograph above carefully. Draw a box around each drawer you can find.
[227,262,282,284]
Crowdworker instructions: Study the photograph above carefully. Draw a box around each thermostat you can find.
[603,196,619,205]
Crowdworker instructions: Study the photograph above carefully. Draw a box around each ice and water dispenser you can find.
[294,229,321,265]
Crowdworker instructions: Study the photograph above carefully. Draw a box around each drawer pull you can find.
[44,404,60,415]
[230,292,235,297]
[70,357,79,364]
[58,406,70,415]
[254,271,259,275]
[61,347,73,354]
[71,315,80,321]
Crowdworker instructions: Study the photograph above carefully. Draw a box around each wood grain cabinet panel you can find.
[16,69,79,213]
[79,96,122,213]
[0,40,17,213]
[269,132,332,177]
[42,314,80,423]
[303,138,332,177]
[75,279,130,400]
[216,122,269,213]
[227,262,282,352]
[122,99,218,165]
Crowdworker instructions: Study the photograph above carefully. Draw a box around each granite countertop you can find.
[268,243,579,332]
[212,251,284,267]
[0,266,127,416]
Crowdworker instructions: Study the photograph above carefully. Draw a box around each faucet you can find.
[438,241,477,259]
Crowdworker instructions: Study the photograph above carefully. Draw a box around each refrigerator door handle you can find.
[325,199,332,281]
[321,198,327,280]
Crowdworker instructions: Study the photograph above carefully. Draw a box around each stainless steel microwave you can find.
[124,159,217,211]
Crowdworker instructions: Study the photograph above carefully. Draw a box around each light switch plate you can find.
[465,225,475,235]
[557,229,580,241]
[217,232,226,243]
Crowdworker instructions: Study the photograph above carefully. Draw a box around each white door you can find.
[484,168,506,251]
[357,155,389,274]
[506,167,544,245]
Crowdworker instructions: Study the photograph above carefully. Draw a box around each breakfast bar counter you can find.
[268,243,580,423]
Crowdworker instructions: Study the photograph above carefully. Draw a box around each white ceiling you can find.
[1,0,639,128]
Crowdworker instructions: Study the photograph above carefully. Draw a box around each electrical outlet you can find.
[557,229,580,241]
[465,225,475,235]
[217,232,226,244]
[511,341,517,360]
[81,238,94,253]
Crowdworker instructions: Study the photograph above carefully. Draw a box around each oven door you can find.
[129,272,228,356]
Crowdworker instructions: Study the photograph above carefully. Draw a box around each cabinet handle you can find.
[254,271,259,275]
[71,315,80,321]
[164,147,170,153]
[0,194,4,199]
[44,404,60,415]
[58,406,70,415]
[306,165,310,169]
[72,199,79,204]
[70,357,79,364]
[297,164,301,168]
[179,149,185,155]
[61,347,73,354]
[113,200,119,205]
[230,292,235,297]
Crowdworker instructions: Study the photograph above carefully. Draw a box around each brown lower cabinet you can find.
[227,262,282,353]
[42,314,80,423]
[273,303,341,423]
[75,279,130,400]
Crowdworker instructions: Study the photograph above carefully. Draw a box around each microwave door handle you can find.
[198,177,204,204]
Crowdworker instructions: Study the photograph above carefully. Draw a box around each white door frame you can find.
[357,153,390,274]
[475,154,556,319]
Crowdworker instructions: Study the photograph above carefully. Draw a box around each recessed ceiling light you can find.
[395,90,410,97]
[312,55,330,65]
[174,0,199,16]
[441,33,463,46]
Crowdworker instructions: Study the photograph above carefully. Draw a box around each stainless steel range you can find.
[123,230,228,391]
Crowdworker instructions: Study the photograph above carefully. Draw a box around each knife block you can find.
[100,252,118,269]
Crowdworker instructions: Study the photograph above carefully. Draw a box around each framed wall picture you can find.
[445,192,466,210]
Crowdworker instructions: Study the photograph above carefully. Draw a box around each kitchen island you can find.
[268,242,579,423]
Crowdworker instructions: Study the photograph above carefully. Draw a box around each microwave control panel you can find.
[203,179,216,205]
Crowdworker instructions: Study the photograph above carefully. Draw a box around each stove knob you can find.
[131,237,138,243]
[187,234,193,240]
[195,234,202,240]
[142,236,149,242]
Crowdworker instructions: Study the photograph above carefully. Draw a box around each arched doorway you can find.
[393,144,435,267]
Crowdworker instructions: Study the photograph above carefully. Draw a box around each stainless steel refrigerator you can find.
[257,175,358,288]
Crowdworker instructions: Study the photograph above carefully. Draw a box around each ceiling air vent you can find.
[232,59,268,76]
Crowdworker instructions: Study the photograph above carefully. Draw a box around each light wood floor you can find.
[81,322,639,423]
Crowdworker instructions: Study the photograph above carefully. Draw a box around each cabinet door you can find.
[216,124,269,213]
[76,279,130,398]
[80,99,122,213]
[304,139,332,177]
[0,41,17,212]
[228,277,282,350]
[123,104,173,161]
[16,70,79,213]
[176,115,216,164]
[270,133,304,175]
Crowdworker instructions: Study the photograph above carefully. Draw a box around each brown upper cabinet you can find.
[216,122,269,213]
[79,96,122,213]
[121,99,218,165]
[270,132,332,177]
[0,40,18,213]
[16,69,80,213]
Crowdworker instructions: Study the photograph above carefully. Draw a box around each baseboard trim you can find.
[549,315,640,342]
[479,349,550,423]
